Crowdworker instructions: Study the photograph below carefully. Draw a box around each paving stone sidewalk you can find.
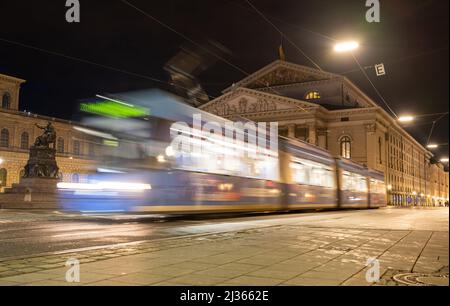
[0,223,448,286]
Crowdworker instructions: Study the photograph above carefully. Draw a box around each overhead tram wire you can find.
[244,0,323,71]
[339,47,449,75]
[119,0,250,77]
[223,0,337,43]
[426,112,449,145]
[242,0,403,120]
[119,0,310,113]
[351,53,399,119]
[0,37,217,100]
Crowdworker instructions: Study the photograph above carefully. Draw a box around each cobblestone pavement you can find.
[0,207,448,286]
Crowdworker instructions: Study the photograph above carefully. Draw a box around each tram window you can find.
[290,158,335,188]
[371,179,386,194]
[342,171,368,192]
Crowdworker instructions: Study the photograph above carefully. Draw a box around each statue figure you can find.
[34,122,56,149]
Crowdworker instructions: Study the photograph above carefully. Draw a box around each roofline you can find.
[0,108,74,125]
[222,60,340,93]
[375,106,433,156]
[0,73,26,84]
[200,86,322,111]
[342,77,379,108]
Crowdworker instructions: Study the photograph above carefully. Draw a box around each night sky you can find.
[1,0,448,160]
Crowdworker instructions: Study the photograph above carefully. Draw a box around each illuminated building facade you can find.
[200,60,449,206]
[0,73,97,192]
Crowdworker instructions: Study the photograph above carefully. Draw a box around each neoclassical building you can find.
[200,60,449,206]
[0,73,97,192]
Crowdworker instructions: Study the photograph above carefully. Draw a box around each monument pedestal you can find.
[0,146,61,209]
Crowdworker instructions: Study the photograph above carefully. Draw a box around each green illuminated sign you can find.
[80,100,150,118]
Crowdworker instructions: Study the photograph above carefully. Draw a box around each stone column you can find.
[287,124,295,138]
[317,128,328,149]
[307,124,317,145]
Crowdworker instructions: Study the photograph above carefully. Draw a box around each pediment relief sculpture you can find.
[247,67,323,89]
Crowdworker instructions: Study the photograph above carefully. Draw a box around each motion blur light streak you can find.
[57,182,152,192]
[80,99,150,118]
[73,126,118,140]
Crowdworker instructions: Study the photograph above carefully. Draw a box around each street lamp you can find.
[0,157,3,165]
[427,144,439,149]
[440,158,449,163]
[334,41,359,53]
[398,116,414,123]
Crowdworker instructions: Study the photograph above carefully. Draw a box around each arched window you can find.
[73,140,81,156]
[57,137,65,153]
[20,132,29,150]
[305,91,321,100]
[2,92,11,109]
[340,136,352,159]
[0,168,7,187]
[0,129,9,147]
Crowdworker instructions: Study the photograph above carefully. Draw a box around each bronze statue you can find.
[34,122,56,149]
[22,122,60,179]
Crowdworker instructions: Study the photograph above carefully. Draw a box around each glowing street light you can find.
[334,41,359,53]
[440,158,449,163]
[0,157,3,165]
[427,144,439,149]
[398,116,414,123]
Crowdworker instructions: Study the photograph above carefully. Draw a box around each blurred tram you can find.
[59,89,387,213]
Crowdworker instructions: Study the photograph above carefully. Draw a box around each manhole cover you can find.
[393,273,449,286]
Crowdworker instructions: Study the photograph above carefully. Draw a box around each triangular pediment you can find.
[200,87,319,118]
[223,60,340,93]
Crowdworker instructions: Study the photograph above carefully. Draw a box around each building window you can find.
[279,127,288,137]
[295,127,308,141]
[340,136,352,159]
[57,137,65,153]
[72,173,80,183]
[305,91,321,100]
[73,140,81,156]
[88,143,95,157]
[2,92,11,109]
[378,137,383,164]
[0,129,9,147]
[20,132,29,150]
[0,168,7,187]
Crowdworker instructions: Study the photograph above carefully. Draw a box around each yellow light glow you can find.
[157,155,166,163]
[398,116,414,123]
[427,144,438,149]
[165,146,175,157]
[334,41,359,53]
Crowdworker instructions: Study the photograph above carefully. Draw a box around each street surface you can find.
[0,207,448,286]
